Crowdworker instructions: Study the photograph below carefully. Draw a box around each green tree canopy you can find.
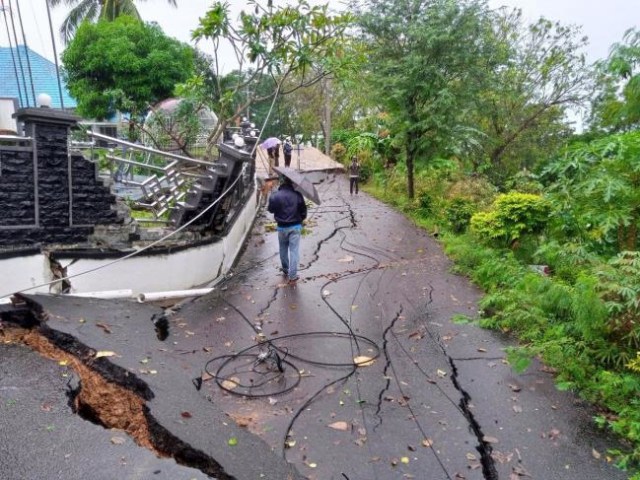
[184,0,353,155]
[62,16,194,124]
[470,11,591,186]
[590,28,640,132]
[49,0,178,43]
[354,0,495,198]
[543,131,640,253]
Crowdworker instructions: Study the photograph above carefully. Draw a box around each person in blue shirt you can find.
[267,176,307,284]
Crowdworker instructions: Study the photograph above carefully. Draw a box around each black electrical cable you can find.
[13,0,36,104]
[1,5,23,107]
[207,352,301,397]
[7,0,29,106]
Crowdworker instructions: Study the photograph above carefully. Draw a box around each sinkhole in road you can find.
[0,312,229,479]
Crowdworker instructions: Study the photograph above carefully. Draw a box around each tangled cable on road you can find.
[203,331,381,398]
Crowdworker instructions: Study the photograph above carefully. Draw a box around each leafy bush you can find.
[445,197,477,233]
[446,175,497,207]
[470,192,551,247]
[595,251,640,364]
[417,191,435,216]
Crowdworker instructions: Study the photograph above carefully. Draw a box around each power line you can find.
[14,0,36,104]
[45,0,64,109]
[1,2,24,107]
[6,0,29,106]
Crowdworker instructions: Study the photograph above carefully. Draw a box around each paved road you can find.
[0,171,629,480]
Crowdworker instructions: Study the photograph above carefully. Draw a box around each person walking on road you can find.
[283,138,293,167]
[268,175,307,284]
[349,156,361,195]
[273,141,281,167]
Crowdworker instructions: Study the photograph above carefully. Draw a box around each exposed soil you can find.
[0,324,157,452]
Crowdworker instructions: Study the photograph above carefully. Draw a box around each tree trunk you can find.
[406,138,415,200]
[206,120,227,159]
[323,77,332,157]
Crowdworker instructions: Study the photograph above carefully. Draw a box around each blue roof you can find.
[0,46,76,109]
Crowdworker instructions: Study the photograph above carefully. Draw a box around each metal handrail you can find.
[87,131,215,167]
[0,135,33,144]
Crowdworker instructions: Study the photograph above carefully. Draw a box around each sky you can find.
[0,0,636,67]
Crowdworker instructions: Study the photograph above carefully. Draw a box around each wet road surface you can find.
[0,172,628,479]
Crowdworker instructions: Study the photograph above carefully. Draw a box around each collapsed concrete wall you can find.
[0,108,121,247]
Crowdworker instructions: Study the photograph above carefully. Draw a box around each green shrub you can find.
[470,192,551,247]
[445,197,476,233]
[417,191,435,216]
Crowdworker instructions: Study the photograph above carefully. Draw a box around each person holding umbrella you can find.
[261,137,281,171]
[273,140,281,167]
[268,173,308,285]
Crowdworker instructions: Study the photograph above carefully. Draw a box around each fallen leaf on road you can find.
[508,384,522,392]
[353,355,375,367]
[110,436,126,445]
[227,437,238,446]
[422,438,434,448]
[483,436,499,444]
[95,323,112,334]
[95,351,116,358]
[328,421,349,431]
[592,448,601,459]
[221,377,240,390]
[181,411,192,418]
[400,457,409,464]
[338,255,354,263]
[546,428,561,440]
[408,330,424,340]
[491,451,513,464]
[511,465,531,477]
[436,369,447,378]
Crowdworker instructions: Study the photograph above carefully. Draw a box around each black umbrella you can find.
[273,166,321,205]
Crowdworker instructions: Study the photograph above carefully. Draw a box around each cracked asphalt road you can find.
[176,172,626,479]
[0,172,629,480]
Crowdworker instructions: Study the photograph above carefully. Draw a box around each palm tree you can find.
[48,0,178,43]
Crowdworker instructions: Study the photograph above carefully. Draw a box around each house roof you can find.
[0,46,76,109]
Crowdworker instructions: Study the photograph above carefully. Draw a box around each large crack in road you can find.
[1,298,233,480]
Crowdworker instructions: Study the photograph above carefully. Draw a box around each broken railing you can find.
[83,131,255,234]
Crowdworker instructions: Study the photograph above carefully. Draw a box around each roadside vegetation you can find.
[338,3,640,473]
